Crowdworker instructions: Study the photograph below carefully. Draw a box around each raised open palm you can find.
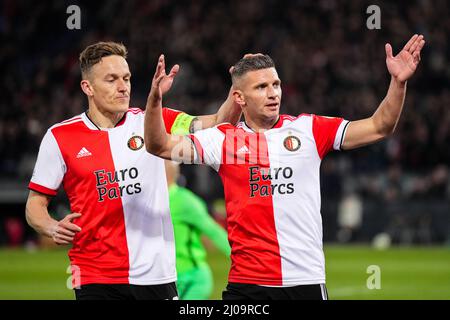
[153,54,180,96]
[147,54,180,109]
[386,34,425,83]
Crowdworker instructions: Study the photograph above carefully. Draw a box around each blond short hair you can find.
[79,41,128,78]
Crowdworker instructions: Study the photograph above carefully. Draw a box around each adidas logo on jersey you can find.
[237,145,250,154]
[76,147,92,158]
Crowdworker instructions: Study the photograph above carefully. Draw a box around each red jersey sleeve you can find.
[162,108,182,133]
[312,115,349,159]
[161,107,196,134]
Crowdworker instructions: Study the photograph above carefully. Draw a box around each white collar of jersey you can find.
[82,111,125,131]
[239,116,283,133]
[239,121,255,133]
[81,112,100,130]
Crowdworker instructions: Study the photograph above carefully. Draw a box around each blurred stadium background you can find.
[0,0,449,299]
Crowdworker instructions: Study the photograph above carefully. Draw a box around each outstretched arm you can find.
[144,55,195,162]
[342,34,425,150]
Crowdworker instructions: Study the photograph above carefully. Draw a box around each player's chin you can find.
[114,101,130,113]
[264,106,280,118]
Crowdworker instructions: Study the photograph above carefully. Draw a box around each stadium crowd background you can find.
[0,0,449,246]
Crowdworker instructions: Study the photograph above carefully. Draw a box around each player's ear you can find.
[80,79,94,97]
[232,89,245,107]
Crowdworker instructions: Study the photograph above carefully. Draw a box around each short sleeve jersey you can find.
[189,114,349,286]
[29,107,194,286]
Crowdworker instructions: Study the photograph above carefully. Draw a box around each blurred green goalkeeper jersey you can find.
[169,184,231,274]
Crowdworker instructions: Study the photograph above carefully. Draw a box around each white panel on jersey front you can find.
[191,127,226,172]
[107,113,176,285]
[265,116,326,285]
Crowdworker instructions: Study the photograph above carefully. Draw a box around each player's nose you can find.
[118,87,127,94]
[267,85,278,99]
[117,80,128,93]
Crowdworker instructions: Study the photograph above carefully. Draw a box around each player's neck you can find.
[87,106,125,129]
[244,115,279,133]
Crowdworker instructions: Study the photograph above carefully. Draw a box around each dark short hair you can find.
[79,41,128,78]
[231,54,275,82]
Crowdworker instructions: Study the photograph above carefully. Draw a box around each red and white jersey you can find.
[190,114,349,286]
[29,108,187,286]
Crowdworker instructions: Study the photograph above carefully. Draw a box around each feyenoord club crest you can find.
[283,135,301,152]
[127,135,144,151]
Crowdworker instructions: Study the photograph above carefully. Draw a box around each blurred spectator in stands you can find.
[337,192,363,243]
